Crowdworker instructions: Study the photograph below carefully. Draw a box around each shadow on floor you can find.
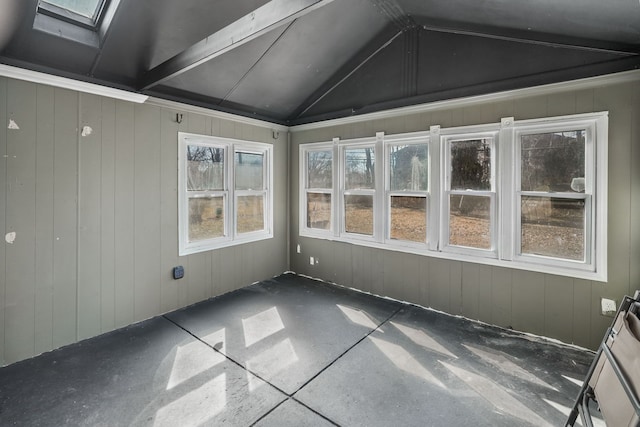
[0,273,600,426]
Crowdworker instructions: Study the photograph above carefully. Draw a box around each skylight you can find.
[34,0,118,47]
[38,0,107,27]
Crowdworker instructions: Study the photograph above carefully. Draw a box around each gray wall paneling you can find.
[78,93,103,341]
[160,108,180,313]
[100,98,116,333]
[511,270,545,337]
[133,104,163,322]
[52,88,79,350]
[631,84,640,298]
[0,78,288,365]
[34,86,55,355]
[544,275,574,345]
[5,79,37,363]
[0,78,6,365]
[591,83,634,346]
[114,100,135,329]
[291,79,640,350]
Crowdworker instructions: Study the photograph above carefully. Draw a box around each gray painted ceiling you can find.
[1,0,639,125]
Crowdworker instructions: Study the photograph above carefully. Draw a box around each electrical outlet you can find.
[601,298,616,316]
[297,244,301,253]
[309,256,314,265]
[172,266,184,280]
[315,258,319,265]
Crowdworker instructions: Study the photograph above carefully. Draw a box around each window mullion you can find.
[299,146,307,235]
[375,132,385,242]
[429,125,440,251]
[439,130,450,250]
[499,117,515,261]
[333,138,341,238]
[228,145,236,239]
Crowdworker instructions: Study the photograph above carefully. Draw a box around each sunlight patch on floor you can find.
[242,307,285,347]
[155,373,226,427]
[369,336,445,388]
[202,327,226,353]
[246,338,298,391]
[391,321,458,359]
[337,304,379,329]
[441,361,552,427]
[463,344,557,391]
[167,340,225,390]
[562,375,584,387]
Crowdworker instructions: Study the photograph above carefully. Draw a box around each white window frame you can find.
[384,132,430,249]
[297,112,607,281]
[508,114,605,276]
[179,132,273,255]
[300,142,335,238]
[440,127,499,258]
[339,136,380,242]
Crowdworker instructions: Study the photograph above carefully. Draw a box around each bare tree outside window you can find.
[448,138,493,250]
[179,133,273,255]
[520,130,586,261]
[306,150,333,230]
[345,148,374,189]
[389,143,428,243]
[235,151,266,234]
[344,147,375,236]
[187,145,225,241]
[308,151,332,188]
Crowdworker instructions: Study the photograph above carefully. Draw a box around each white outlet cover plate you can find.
[601,298,616,314]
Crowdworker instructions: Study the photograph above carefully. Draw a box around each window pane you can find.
[390,144,428,191]
[390,196,426,242]
[450,139,491,191]
[521,130,585,192]
[308,151,332,188]
[237,195,264,234]
[307,193,331,230]
[42,0,103,19]
[187,145,224,191]
[449,195,491,249]
[189,197,224,241]
[235,152,264,190]
[521,196,584,260]
[345,195,373,235]
[345,148,375,189]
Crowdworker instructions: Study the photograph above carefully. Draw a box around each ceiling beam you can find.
[418,18,640,57]
[139,0,335,91]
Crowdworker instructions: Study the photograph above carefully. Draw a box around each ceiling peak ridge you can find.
[369,0,416,31]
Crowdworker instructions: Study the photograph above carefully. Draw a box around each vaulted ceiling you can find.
[1,0,639,125]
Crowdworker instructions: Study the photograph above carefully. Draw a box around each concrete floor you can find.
[0,273,600,426]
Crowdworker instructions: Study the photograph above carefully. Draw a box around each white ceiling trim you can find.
[0,64,148,103]
[0,63,288,131]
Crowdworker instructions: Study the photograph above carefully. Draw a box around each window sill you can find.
[179,233,273,256]
[298,231,606,282]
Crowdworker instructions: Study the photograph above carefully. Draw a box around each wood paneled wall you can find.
[1,73,637,364]
[290,79,640,350]
[0,78,288,365]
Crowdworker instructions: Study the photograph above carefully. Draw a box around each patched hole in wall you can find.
[5,231,16,244]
